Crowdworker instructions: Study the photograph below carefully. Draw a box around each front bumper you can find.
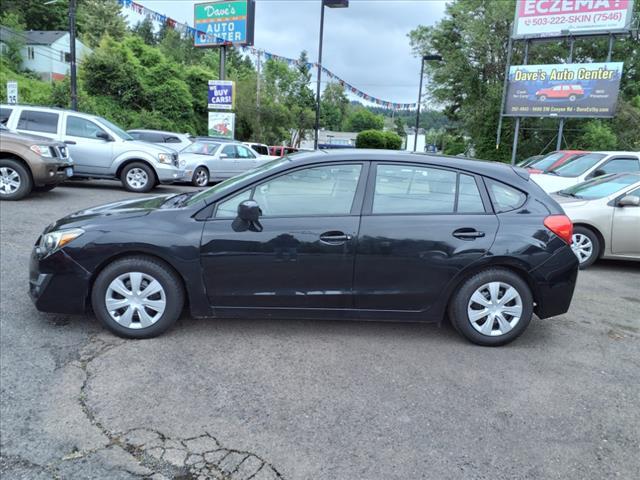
[155,164,187,184]
[32,161,74,186]
[29,245,91,314]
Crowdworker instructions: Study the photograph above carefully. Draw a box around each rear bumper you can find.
[29,246,90,314]
[529,245,579,319]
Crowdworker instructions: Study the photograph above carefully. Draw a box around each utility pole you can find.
[69,0,78,110]
[413,57,425,152]
[219,44,226,80]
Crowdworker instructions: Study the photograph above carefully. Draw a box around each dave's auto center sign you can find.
[194,0,255,47]
[504,62,624,118]
[513,0,635,38]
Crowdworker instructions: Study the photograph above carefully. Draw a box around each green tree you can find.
[345,107,384,132]
[0,0,67,30]
[394,117,406,137]
[0,12,25,71]
[578,121,618,150]
[320,82,349,130]
[77,0,127,48]
[356,130,386,149]
[132,17,156,46]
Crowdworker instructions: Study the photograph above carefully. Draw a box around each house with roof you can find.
[0,26,91,81]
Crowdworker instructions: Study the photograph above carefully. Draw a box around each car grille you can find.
[51,146,69,159]
[172,153,179,167]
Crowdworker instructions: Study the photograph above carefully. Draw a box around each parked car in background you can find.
[193,136,234,143]
[243,142,271,156]
[2,105,185,193]
[535,85,585,102]
[525,150,587,174]
[30,150,578,346]
[553,173,640,269]
[531,151,640,193]
[179,141,269,185]
[516,154,544,168]
[127,129,193,151]
[269,145,300,157]
[0,124,73,200]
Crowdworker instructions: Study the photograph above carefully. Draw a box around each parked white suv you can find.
[1,105,186,192]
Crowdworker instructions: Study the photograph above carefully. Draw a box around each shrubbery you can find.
[356,129,403,150]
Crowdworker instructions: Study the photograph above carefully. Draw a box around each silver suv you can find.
[1,105,186,192]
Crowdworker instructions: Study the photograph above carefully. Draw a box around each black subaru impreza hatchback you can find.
[30,150,578,346]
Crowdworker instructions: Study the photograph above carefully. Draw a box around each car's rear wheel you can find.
[121,162,155,193]
[91,256,184,339]
[192,166,209,187]
[572,226,599,269]
[449,269,533,346]
[569,94,577,101]
[0,159,32,201]
[539,95,547,101]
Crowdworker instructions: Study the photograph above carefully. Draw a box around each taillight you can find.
[544,215,573,244]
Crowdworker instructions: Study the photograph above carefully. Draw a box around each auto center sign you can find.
[504,62,624,118]
[513,0,635,38]
[194,0,255,47]
[208,80,235,110]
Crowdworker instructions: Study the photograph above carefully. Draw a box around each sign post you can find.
[6,81,18,105]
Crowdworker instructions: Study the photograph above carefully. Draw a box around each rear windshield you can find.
[529,152,564,171]
[550,153,606,177]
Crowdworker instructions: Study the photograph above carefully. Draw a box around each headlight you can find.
[30,145,53,157]
[179,159,186,168]
[40,228,85,254]
[157,153,173,164]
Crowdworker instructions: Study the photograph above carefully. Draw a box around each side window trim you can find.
[362,162,491,216]
[484,177,528,213]
[210,162,369,220]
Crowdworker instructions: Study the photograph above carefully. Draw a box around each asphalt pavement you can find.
[1,180,639,480]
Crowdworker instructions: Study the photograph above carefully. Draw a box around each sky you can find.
[126,0,448,105]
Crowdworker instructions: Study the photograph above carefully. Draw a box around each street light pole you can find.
[314,0,348,150]
[413,54,441,152]
[69,0,78,110]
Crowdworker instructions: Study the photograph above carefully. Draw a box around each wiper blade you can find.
[162,191,197,208]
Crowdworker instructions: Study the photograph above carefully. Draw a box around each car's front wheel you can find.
[538,95,547,101]
[449,269,533,346]
[121,162,155,193]
[569,94,577,101]
[0,159,33,200]
[91,256,185,339]
[192,166,210,187]
[571,226,599,269]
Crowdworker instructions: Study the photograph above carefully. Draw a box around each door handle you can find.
[453,228,485,239]
[64,140,76,145]
[319,231,353,244]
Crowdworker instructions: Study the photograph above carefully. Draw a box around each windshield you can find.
[558,174,639,199]
[529,152,565,171]
[95,117,133,140]
[185,157,291,206]
[550,153,606,177]
[182,141,220,155]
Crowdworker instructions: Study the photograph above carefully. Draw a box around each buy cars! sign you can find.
[513,0,635,38]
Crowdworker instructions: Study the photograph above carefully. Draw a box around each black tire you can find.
[192,166,210,187]
[120,162,156,193]
[91,256,185,339]
[448,268,534,347]
[33,184,58,192]
[0,158,33,200]
[572,226,600,270]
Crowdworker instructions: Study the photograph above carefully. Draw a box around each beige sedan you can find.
[553,173,640,269]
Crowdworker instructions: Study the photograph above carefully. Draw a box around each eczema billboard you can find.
[504,62,624,118]
[513,0,635,38]
[194,0,255,47]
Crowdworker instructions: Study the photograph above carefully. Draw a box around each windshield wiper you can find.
[162,191,199,208]
[547,170,559,176]
[558,192,581,198]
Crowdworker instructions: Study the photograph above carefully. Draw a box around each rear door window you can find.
[0,107,13,125]
[597,158,640,175]
[485,179,527,213]
[17,110,59,134]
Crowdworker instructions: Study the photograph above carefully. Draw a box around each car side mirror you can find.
[220,153,228,159]
[96,131,112,141]
[237,200,261,221]
[618,194,640,207]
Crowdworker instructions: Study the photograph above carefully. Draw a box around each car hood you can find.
[530,174,578,193]
[179,152,214,164]
[47,193,182,232]
[0,130,64,146]
[551,194,590,208]
[125,140,178,154]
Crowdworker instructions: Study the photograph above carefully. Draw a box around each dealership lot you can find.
[1,182,639,480]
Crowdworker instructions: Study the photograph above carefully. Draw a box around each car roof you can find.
[127,129,188,136]
[591,151,640,156]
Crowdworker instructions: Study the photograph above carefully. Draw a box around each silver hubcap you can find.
[105,272,166,329]
[126,168,148,189]
[195,169,208,186]
[571,233,593,264]
[0,167,21,195]
[467,282,523,337]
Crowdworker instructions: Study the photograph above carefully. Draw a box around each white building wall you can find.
[19,33,91,82]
